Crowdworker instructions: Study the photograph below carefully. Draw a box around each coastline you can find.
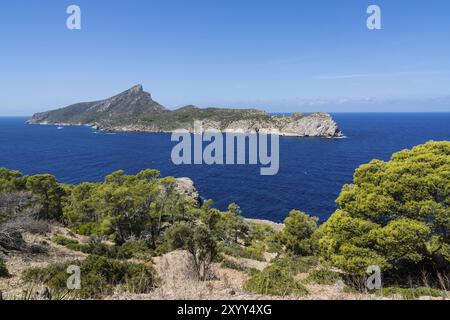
[26,121,344,138]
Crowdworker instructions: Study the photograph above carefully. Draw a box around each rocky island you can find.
[28,85,343,138]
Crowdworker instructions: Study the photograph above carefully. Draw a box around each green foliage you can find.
[264,231,285,253]
[52,235,83,250]
[166,223,219,280]
[319,141,450,277]
[52,235,116,258]
[271,256,319,274]
[281,210,318,256]
[186,225,219,280]
[22,255,157,299]
[0,168,64,222]
[375,287,446,300]
[222,203,249,244]
[222,243,266,262]
[244,265,308,297]
[248,222,277,242]
[200,202,249,245]
[83,237,119,258]
[221,258,246,272]
[25,174,65,221]
[0,256,8,277]
[63,169,193,245]
[116,240,153,261]
[52,235,152,261]
[165,222,193,250]
[0,168,26,193]
[306,268,342,285]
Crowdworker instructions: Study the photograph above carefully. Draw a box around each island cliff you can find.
[27,85,343,138]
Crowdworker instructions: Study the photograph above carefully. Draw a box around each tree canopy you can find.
[319,141,450,276]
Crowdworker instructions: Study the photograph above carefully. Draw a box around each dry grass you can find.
[0,226,87,299]
[0,225,446,301]
[107,250,263,300]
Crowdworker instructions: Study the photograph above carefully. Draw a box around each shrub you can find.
[271,256,319,274]
[281,210,318,256]
[52,235,121,259]
[306,268,342,285]
[319,141,450,277]
[264,231,284,254]
[165,222,193,251]
[83,237,118,258]
[74,222,106,236]
[22,255,157,299]
[123,262,157,293]
[244,265,308,297]
[52,235,82,250]
[248,222,276,242]
[25,174,65,221]
[116,240,153,260]
[166,223,219,281]
[221,258,246,272]
[222,243,266,262]
[0,256,8,277]
[187,225,219,281]
[376,287,446,300]
[0,168,26,193]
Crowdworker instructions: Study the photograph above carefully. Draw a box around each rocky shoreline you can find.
[93,112,342,138]
[29,117,343,138]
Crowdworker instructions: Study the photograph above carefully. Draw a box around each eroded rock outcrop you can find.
[175,178,201,205]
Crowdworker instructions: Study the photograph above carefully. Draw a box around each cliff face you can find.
[28,85,343,138]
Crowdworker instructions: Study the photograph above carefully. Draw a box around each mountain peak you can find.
[114,84,156,102]
[128,84,143,93]
[28,85,166,124]
[119,84,144,96]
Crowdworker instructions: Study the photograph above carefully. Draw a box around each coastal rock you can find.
[175,178,201,205]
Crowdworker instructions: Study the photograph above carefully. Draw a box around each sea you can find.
[0,113,449,223]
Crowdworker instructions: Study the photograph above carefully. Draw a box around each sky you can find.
[0,0,449,115]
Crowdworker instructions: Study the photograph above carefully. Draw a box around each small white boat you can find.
[57,126,64,130]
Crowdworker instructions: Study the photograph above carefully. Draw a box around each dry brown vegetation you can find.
[2,225,444,300]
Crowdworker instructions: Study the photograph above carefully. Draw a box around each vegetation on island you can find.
[27,85,276,129]
[0,141,449,299]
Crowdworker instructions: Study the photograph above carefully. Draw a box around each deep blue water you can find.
[0,114,449,223]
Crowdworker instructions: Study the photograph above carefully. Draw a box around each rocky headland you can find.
[28,85,343,138]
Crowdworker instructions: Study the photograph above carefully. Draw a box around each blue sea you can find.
[0,113,449,223]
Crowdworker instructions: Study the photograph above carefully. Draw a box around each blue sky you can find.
[0,0,449,115]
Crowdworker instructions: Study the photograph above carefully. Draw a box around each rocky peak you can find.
[88,84,165,114]
[115,84,148,99]
[127,84,144,94]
